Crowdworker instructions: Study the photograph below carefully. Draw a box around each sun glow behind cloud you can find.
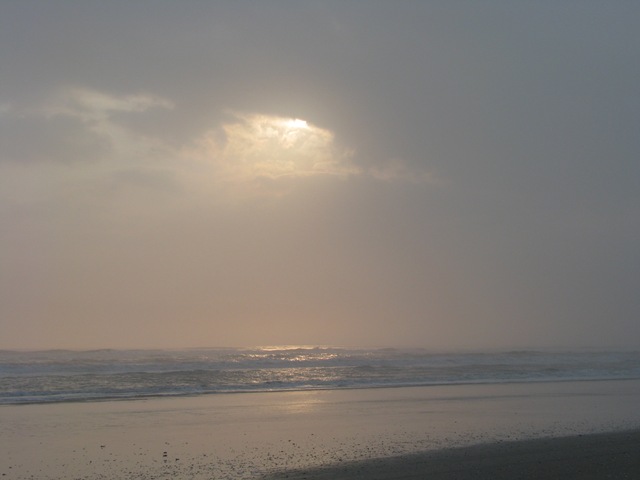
[186,113,358,194]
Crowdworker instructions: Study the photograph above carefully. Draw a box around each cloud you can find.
[0,89,175,165]
[45,88,175,159]
[45,87,174,119]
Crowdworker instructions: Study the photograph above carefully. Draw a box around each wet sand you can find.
[261,429,640,479]
[2,380,640,479]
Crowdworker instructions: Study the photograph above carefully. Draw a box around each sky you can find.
[1,1,639,350]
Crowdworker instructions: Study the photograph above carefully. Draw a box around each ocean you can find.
[1,347,639,405]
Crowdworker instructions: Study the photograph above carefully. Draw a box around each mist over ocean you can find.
[2,347,639,405]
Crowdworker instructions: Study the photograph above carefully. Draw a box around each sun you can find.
[284,118,309,130]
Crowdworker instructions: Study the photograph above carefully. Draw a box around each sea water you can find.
[1,347,639,405]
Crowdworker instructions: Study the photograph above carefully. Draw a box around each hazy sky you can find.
[1,1,639,350]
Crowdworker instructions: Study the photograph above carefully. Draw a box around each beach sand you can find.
[1,379,640,479]
[261,429,640,479]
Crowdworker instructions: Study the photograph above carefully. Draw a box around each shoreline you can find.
[5,375,640,407]
[261,428,640,479]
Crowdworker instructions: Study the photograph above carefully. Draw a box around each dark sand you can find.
[261,429,640,480]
